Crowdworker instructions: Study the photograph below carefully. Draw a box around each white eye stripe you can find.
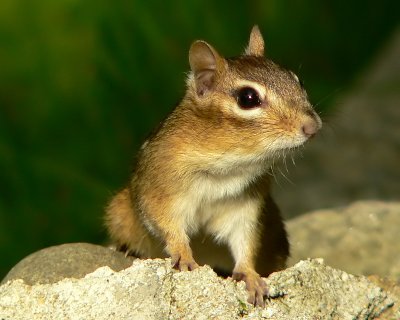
[232,103,263,118]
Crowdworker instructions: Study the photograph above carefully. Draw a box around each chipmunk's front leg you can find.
[208,198,268,306]
[146,199,199,271]
[229,220,268,307]
[235,221,267,306]
[165,230,199,271]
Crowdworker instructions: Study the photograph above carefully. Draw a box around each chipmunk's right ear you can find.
[245,25,265,57]
[189,41,227,96]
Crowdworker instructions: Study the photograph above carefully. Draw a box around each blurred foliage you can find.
[0,0,398,278]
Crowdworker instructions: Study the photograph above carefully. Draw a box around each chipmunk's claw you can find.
[171,254,199,271]
[233,270,268,307]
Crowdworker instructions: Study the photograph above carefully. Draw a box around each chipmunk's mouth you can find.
[263,133,311,154]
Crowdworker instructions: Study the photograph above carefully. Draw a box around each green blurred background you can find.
[0,0,398,278]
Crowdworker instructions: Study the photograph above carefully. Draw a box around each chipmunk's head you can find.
[186,26,321,162]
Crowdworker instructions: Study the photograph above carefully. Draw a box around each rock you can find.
[0,258,394,319]
[1,243,134,285]
[1,200,398,319]
[287,200,400,278]
[368,275,400,319]
[274,28,400,217]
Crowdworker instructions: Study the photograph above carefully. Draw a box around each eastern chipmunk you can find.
[105,26,321,307]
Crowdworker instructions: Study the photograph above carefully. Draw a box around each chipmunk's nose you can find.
[302,118,320,138]
[301,109,322,138]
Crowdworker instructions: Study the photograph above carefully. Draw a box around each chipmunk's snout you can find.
[301,112,322,139]
[302,119,319,138]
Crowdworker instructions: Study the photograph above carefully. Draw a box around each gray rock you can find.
[274,28,400,218]
[1,243,134,285]
[264,259,395,320]
[287,200,400,279]
[0,258,394,320]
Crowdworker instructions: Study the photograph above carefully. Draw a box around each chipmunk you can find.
[105,25,321,307]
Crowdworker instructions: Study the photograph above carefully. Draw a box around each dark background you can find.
[0,1,398,279]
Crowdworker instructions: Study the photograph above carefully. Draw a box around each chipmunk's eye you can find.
[236,87,262,109]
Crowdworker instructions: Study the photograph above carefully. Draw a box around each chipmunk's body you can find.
[105,26,321,306]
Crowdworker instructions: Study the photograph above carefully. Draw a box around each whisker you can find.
[283,153,289,173]
[270,162,280,186]
[291,152,297,167]
[277,166,295,186]
[314,87,342,110]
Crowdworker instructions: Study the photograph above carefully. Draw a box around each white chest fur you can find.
[171,160,267,235]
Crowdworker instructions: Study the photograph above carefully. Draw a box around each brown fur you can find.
[104,25,321,306]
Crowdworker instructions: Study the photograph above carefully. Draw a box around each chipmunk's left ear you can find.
[245,25,265,57]
[189,40,227,96]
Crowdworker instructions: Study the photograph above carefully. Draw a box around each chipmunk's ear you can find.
[245,25,265,57]
[189,41,227,96]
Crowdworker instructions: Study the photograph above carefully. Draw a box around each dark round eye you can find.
[236,87,262,109]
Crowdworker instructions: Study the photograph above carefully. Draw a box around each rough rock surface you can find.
[368,275,400,319]
[0,258,395,320]
[1,243,134,285]
[287,200,400,278]
[274,28,400,218]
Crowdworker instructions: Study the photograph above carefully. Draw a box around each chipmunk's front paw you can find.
[171,254,199,271]
[232,270,268,307]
